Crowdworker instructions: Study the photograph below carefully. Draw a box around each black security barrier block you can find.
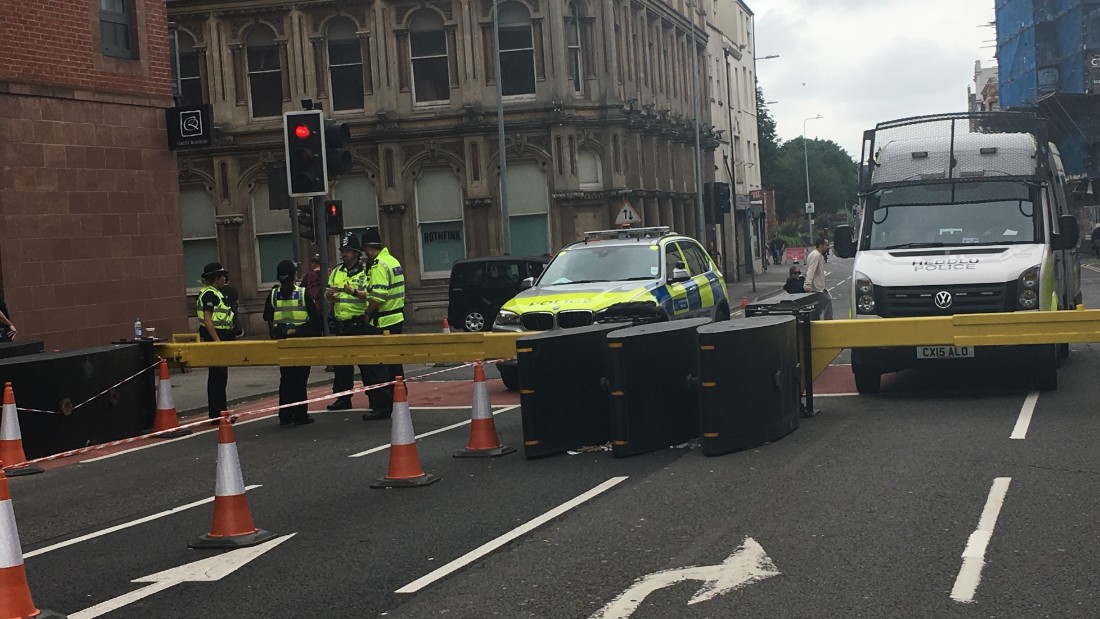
[0,341,44,360]
[606,318,712,458]
[697,316,801,456]
[0,342,155,459]
[744,292,822,318]
[517,324,625,459]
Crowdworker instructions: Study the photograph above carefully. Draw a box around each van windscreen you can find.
[865,181,1039,249]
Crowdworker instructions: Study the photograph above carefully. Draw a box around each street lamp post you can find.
[492,0,511,255]
[689,0,705,242]
[803,114,823,243]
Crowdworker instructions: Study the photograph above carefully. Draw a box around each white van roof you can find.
[872,132,1038,185]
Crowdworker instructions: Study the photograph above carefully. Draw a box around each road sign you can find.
[615,199,641,227]
[805,202,815,214]
[590,537,780,618]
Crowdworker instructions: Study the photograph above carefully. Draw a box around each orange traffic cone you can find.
[741,295,748,314]
[371,377,440,489]
[0,467,63,618]
[441,317,451,334]
[152,358,191,438]
[190,412,277,549]
[455,361,514,458]
[0,385,40,477]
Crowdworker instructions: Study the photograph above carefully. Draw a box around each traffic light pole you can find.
[288,204,301,266]
[313,196,332,336]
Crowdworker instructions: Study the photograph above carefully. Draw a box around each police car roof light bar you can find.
[582,226,671,243]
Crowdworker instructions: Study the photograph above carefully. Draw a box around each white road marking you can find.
[23,485,262,558]
[395,476,628,594]
[1010,392,1039,440]
[349,404,519,458]
[951,477,1012,603]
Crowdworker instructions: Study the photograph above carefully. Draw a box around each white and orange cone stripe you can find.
[0,384,40,477]
[0,468,55,619]
[371,377,440,488]
[190,412,276,548]
[455,361,515,458]
[152,359,190,436]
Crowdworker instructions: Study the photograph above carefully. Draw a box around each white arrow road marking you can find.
[69,533,295,619]
[590,537,780,619]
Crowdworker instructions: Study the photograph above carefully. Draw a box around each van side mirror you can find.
[520,276,535,289]
[833,224,856,258]
[1054,214,1079,251]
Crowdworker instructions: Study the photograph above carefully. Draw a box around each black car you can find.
[448,256,548,332]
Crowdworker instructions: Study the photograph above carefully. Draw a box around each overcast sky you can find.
[750,1,997,160]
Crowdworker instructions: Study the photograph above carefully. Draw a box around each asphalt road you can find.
[12,255,1100,618]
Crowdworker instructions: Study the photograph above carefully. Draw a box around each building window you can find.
[181,188,219,291]
[327,18,364,111]
[497,2,535,96]
[507,163,550,256]
[331,175,380,241]
[410,11,450,103]
[175,33,204,106]
[246,28,282,119]
[416,168,466,277]
[578,150,602,191]
[252,182,292,285]
[100,0,135,58]
[565,2,583,94]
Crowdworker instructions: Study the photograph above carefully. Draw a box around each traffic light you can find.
[324,199,343,236]
[283,110,327,197]
[297,204,315,242]
[714,181,732,215]
[324,120,352,179]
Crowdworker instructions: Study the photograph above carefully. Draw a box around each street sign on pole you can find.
[804,202,815,214]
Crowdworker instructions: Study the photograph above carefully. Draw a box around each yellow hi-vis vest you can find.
[270,285,309,335]
[196,285,234,331]
[328,263,367,321]
[366,247,405,328]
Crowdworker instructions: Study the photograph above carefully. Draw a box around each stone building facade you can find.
[0,0,188,349]
[167,0,722,331]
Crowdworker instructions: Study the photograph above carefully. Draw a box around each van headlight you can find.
[854,271,876,314]
[1016,265,1040,310]
[495,309,522,327]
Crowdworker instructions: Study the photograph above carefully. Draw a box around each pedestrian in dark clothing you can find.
[0,298,16,342]
[197,262,235,421]
[300,255,324,316]
[1091,224,1100,259]
[784,265,805,294]
[264,260,320,426]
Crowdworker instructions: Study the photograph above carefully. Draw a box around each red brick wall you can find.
[0,0,171,99]
[0,93,189,349]
[0,0,187,350]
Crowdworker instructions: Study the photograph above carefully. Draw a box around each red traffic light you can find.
[294,124,311,140]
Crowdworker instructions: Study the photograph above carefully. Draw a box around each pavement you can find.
[167,263,793,418]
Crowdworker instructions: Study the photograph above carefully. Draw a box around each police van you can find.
[492,226,729,389]
[832,112,1080,393]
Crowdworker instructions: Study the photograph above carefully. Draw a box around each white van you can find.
[832,112,1080,393]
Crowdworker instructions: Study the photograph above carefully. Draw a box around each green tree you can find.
[772,138,858,229]
[756,87,779,189]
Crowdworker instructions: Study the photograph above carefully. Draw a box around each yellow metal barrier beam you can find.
[155,332,525,368]
[808,307,1100,379]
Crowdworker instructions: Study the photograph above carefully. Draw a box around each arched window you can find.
[497,2,535,96]
[577,150,602,190]
[180,187,218,291]
[176,32,204,106]
[331,175,380,239]
[246,27,282,118]
[416,168,466,276]
[327,18,364,111]
[410,10,449,103]
[565,2,583,94]
[507,163,549,255]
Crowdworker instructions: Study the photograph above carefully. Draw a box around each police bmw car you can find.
[493,227,729,389]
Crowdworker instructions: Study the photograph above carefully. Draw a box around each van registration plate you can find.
[916,346,973,359]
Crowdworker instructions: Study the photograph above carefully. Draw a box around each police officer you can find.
[264,260,320,426]
[325,233,370,411]
[197,262,235,422]
[360,227,406,421]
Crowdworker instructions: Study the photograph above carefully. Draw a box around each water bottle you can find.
[134,318,143,340]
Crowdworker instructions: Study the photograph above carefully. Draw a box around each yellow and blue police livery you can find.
[493,227,729,332]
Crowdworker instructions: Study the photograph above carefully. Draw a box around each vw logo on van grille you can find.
[934,290,953,309]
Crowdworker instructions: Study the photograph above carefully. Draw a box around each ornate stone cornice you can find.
[380,203,407,215]
[465,197,493,208]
